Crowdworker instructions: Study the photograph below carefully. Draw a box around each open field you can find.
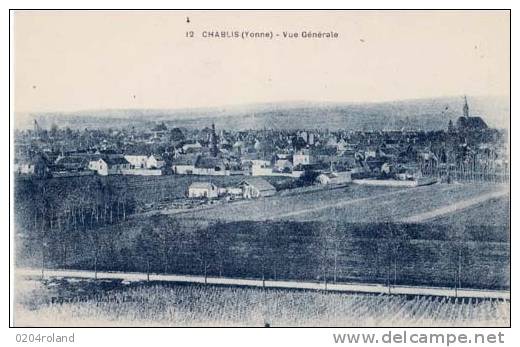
[430,196,510,226]
[173,183,508,223]
[16,176,511,289]
[15,180,509,290]
[14,276,510,327]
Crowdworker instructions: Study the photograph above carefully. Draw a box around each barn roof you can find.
[124,155,149,161]
[55,156,89,169]
[149,154,164,161]
[189,182,216,190]
[239,177,276,192]
[319,172,337,179]
[103,156,130,166]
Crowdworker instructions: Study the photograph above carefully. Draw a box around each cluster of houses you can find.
[14,98,508,188]
[187,177,277,200]
[14,152,166,177]
[187,171,354,204]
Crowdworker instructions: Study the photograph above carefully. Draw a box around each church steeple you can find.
[210,123,218,157]
[448,119,455,133]
[463,95,469,118]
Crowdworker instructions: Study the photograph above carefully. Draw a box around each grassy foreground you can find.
[14,276,510,327]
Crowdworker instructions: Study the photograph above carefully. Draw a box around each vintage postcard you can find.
[11,10,510,327]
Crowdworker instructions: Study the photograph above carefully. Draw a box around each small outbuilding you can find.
[316,171,352,185]
[89,156,131,176]
[239,177,276,199]
[171,156,196,174]
[188,182,219,199]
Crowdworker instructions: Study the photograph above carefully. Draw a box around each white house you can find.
[146,154,165,169]
[14,155,50,177]
[171,156,196,174]
[316,171,352,185]
[251,159,271,168]
[88,157,131,176]
[274,159,293,173]
[188,182,219,199]
[293,149,313,168]
[365,149,378,159]
[226,187,243,197]
[15,161,48,177]
[250,159,273,176]
[16,163,36,175]
[88,159,105,173]
[239,178,276,198]
[124,155,148,169]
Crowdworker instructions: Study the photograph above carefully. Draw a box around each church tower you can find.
[448,119,455,133]
[463,95,469,118]
[210,123,218,157]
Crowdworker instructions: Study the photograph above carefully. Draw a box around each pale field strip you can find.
[400,189,509,223]
[157,183,504,222]
[16,268,510,299]
[156,184,401,220]
[272,184,457,219]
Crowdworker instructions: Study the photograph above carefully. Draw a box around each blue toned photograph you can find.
[11,10,510,327]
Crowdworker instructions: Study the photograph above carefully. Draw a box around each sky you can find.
[14,10,510,114]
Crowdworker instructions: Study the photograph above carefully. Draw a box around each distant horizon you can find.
[14,93,510,131]
[15,93,509,116]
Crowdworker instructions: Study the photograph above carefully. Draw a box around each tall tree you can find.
[135,225,159,281]
[194,224,218,284]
